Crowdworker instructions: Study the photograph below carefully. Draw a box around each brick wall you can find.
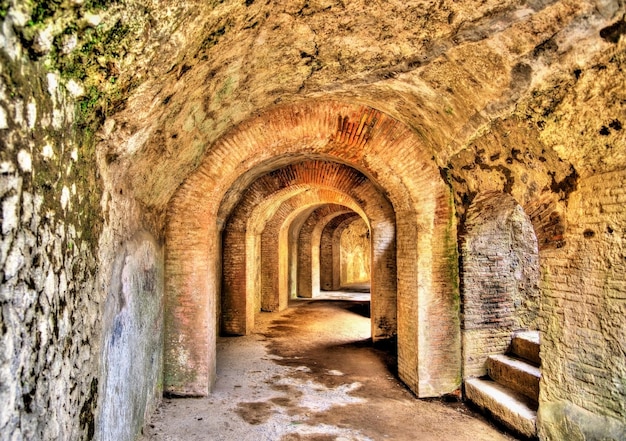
[539,170,626,431]
[221,159,389,333]
[298,205,362,298]
[340,218,371,285]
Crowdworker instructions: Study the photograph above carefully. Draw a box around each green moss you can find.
[0,1,9,18]
[27,0,63,26]
[216,76,235,102]
[4,1,139,256]
[48,16,131,139]
[3,51,104,255]
[27,0,113,26]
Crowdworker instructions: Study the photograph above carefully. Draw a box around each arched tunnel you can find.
[0,1,625,440]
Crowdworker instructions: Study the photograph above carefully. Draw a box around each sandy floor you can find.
[140,294,517,441]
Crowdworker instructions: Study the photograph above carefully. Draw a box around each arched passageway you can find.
[219,159,393,341]
[320,213,363,291]
[339,217,371,288]
[164,101,459,397]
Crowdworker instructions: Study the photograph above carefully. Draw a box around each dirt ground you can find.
[140,294,518,441]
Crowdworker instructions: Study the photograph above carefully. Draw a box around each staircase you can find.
[465,331,540,439]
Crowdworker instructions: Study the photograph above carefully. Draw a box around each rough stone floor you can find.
[140,293,518,441]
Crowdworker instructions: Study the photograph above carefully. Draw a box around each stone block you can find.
[466,378,537,439]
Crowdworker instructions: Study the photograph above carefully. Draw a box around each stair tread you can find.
[510,330,541,366]
[489,354,541,378]
[466,377,538,413]
[465,378,537,438]
[513,330,540,344]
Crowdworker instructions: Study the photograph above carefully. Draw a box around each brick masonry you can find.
[3,1,625,440]
[539,169,626,428]
[339,218,371,286]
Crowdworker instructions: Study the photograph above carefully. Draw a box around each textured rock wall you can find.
[461,192,539,378]
[1,0,625,439]
[1,3,166,440]
[0,19,102,441]
[444,55,626,435]
[320,213,357,291]
[98,231,163,441]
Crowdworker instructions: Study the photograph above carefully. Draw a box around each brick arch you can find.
[221,191,362,335]
[293,203,396,341]
[522,193,567,252]
[263,205,352,312]
[221,160,393,335]
[309,211,365,296]
[298,205,367,300]
[165,100,458,398]
[461,191,540,378]
[293,206,354,300]
[218,160,375,229]
[320,213,362,291]
[332,216,371,291]
[223,187,365,336]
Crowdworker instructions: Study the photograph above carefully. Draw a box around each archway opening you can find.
[461,191,540,378]
[218,159,390,340]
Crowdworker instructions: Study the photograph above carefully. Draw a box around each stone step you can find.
[510,330,540,366]
[465,378,537,439]
[487,354,540,402]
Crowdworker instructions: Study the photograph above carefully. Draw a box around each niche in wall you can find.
[461,191,540,378]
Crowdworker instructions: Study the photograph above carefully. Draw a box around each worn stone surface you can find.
[466,378,538,439]
[540,169,626,426]
[488,354,541,403]
[1,3,165,440]
[98,231,163,441]
[510,331,541,366]
[538,400,626,441]
[0,25,102,441]
[461,191,540,378]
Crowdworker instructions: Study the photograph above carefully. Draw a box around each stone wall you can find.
[1,5,166,440]
[0,22,102,439]
[2,1,625,440]
[97,232,163,441]
[164,102,456,399]
[461,192,540,378]
[320,213,358,291]
[447,108,626,437]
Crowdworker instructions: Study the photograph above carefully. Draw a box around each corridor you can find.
[141,295,516,441]
[2,2,625,439]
